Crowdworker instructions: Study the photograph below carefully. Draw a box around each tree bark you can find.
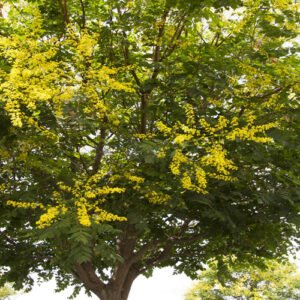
[73,261,139,300]
[102,268,139,300]
[72,226,140,300]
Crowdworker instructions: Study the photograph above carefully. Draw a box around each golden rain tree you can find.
[0,1,299,300]
[185,260,300,300]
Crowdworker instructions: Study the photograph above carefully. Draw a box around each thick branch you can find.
[140,92,149,134]
[120,267,140,300]
[112,225,137,280]
[92,126,106,174]
[73,261,106,299]
[58,0,69,24]
[103,225,138,299]
[79,0,86,29]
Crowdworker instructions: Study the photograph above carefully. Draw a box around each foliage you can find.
[0,1,299,300]
[185,260,300,300]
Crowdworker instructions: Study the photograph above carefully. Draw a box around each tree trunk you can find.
[73,261,139,300]
[73,226,140,300]
[100,268,139,300]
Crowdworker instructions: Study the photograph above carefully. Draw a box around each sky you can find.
[11,268,194,300]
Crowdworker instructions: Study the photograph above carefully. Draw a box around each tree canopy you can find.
[185,260,300,300]
[0,1,299,300]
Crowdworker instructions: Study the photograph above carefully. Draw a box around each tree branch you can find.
[58,0,69,24]
[92,125,106,174]
[253,86,285,100]
[73,261,106,299]
[117,8,141,88]
[160,13,188,61]
[79,0,86,29]
[151,8,170,80]
[130,240,161,264]
[140,92,149,134]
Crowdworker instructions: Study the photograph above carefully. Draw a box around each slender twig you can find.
[253,86,285,99]
[197,31,207,44]
[79,0,86,29]
[117,10,142,88]
[75,145,90,175]
[160,12,188,61]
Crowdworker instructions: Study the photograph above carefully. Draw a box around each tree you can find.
[0,1,299,300]
[185,260,300,300]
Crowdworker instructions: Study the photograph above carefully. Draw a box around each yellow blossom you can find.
[124,173,145,184]
[156,121,172,135]
[146,191,171,204]
[170,149,188,175]
[7,200,44,209]
[174,134,193,144]
[36,206,60,229]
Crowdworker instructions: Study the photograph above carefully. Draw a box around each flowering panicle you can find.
[156,103,278,194]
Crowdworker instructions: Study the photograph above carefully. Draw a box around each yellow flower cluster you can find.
[155,103,279,195]
[7,200,44,209]
[124,173,145,184]
[156,121,172,135]
[57,173,126,227]
[199,118,215,134]
[199,116,229,135]
[85,191,96,199]
[156,148,167,158]
[215,116,229,131]
[227,122,277,143]
[195,166,207,190]
[273,0,291,10]
[124,173,145,190]
[0,183,7,193]
[76,31,97,58]
[0,13,134,131]
[58,182,73,193]
[8,168,127,230]
[36,206,61,229]
[76,201,91,227]
[173,134,193,144]
[133,133,156,139]
[181,171,193,190]
[184,104,196,126]
[170,149,188,175]
[146,191,171,204]
[181,171,208,194]
[201,144,238,176]
[86,170,107,184]
[4,100,23,127]
[94,186,125,195]
[231,117,239,127]
[207,172,236,182]
[93,208,127,223]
